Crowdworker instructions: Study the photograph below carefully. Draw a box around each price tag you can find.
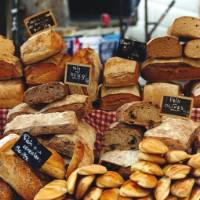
[161,96,193,118]
[64,63,91,86]
[116,39,146,62]
[12,132,52,169]
[24,9,57,35]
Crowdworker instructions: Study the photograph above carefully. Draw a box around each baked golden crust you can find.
[0,179,13,200]
[0,35,15,55]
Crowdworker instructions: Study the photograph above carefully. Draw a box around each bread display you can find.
[141,57,200,81]
[143,82,180,106]
[4,111,78,136]
[100,84,141,111]
[147,36,182,58]
[144,117,199,152]
[24,82,67,105]
[41,94,91,119]
[20,29,64,64]
[0,154,43,200]
[170,16,200,39]
[184,39,200,59]
[103,57,139,87]
[0,80,24,109]
[101,122,143,153]
[24,52,65,85]
[116,101,161,127]
[67,48,102,102]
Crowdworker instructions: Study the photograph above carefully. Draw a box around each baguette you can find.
[4,111,78,136]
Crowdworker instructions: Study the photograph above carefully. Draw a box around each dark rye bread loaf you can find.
[184,39,200,59]
[170,16,200,39]
[101,122,143,153]
[147,36,182,58]
[116,101,161,127]
[24,82,68,105]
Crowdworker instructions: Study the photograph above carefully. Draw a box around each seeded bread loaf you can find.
[184,39,200,59]
[116,101,161,127]
[41,94,91,119]
[101,122,143,153]
[24,82,67,105]
[141,57,200,82]
[103,57,139,87]
[100,84,141,111]
[143,82,180,107]
[170,16,200,39]
[20,29,64,64]
[147,36,182,58]
[4,111,78,136]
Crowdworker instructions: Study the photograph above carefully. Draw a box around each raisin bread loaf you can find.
[147,36,182,58]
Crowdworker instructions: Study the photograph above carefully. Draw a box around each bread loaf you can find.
[0,154,43,200]
[0,179,13,200]
[141,57,200,81]
[67,48,102,102]
[143,83,180,107]
[7,103,37,122]
[0,80,24,109]
[100,84,141,111]
[0,35,15,55]
[144,116,199,152]
[170,16,200,39]
[20,29,64,64]
[41,94,91,119]
[24,52,65,85]
[116,101,161,127]
[103,57,139,87]
[184,39,200,59]
[101,122,143,153]
[147,36,182,58]
[24,82,67,105]
[4,111,78,136]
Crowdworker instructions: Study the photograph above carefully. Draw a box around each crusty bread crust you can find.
[184,39,200,59]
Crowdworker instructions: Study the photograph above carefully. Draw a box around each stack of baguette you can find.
[0,36,24,108]
[100,57,141,111]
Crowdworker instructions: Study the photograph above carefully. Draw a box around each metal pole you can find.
[144,0,148,42]
[119,0,124,39]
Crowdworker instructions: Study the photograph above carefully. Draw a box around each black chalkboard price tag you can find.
[161,96,194,118]
[64,63,91,86]
[24,9,57,35]
[12,132,52,169]
[116,39,146,62]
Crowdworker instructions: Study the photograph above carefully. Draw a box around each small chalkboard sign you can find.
[116,39,146,62]
[64,63,91,86]
[161,96,193,118]
[12,132,52,169]
[24,9,57,35]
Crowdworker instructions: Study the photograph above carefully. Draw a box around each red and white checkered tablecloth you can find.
[1,108,200,149]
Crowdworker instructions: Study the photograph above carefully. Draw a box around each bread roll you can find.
[24,82,67,105]
[165,195,178,200]
[131,161,163,176]
[0,154,43,200]
[144,116,199,152]
[67,48,102,102]
[139,138,169,154]
[103,57,139,87]
[163,164,191,179]
[166,150,191,163]
[138,152,166,165]
[0,79,24,109]
[116,101,161,127]
[188,153,200,168]
[154,177,171,200]
[4,111,78,136]
[0,179,13,200]
[101,122,143,153]
[170,178,195,198]
[143,82,180,107]
[184,39,200,59]
[67,169,78,195]
[41,94,91,119]
[130,171,157,188]
[170,16,200,39]
[21,29,64,64]
[75,175,95,200]
[190,187,200,200]
[96,171,124,188]
[84,187,103,200]
[100,188,120,200]
[120,180,150,198]
[192,168,200,177]
[147,36,182,58]
[100,84,141,111]
[78,164,107,175]
[7,103,37,122]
